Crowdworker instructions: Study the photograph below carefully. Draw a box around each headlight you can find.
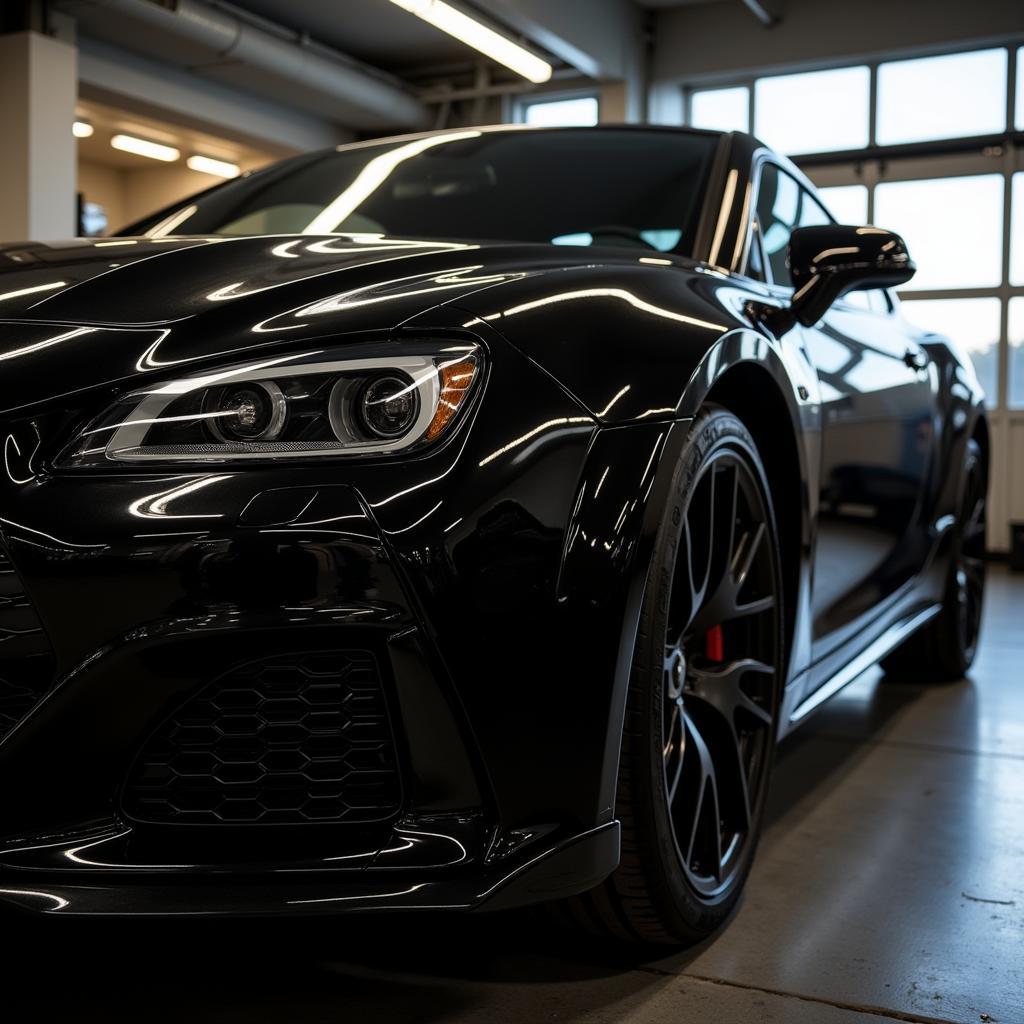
[58,342,482,467]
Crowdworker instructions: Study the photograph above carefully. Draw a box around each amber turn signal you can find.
[425,357,478,441]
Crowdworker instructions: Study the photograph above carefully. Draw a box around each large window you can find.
[688,46,1013,153]
[1012,172,1024,288]
[876,49,1008,145]
[1009,298,1024,410]
[690,86,749,133]
[874,175,1004,290]
[518,94,599,127]
[1017,47,1024,131]
[753,66,869,155]
[817,184,868,225]
[901,298,1002,402]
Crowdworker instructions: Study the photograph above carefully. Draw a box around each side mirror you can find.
[788,224,916,326]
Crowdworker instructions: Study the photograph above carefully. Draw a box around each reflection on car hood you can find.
[0,233,669,412]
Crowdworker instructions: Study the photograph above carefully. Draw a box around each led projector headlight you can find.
[59,343,482,467]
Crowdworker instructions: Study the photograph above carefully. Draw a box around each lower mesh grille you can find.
[123,651,402,825]
[0,545,53,741]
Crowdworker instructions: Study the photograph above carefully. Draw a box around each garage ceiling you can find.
[234,0,472,72]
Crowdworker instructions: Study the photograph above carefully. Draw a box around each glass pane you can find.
[877,49,1008,145]
[1012,172,1024,287]
[522,96,599,126]
[1010,298,1024,409]
[754,66,869,155]
[817,184,868,225]
[1017,48,1024,131]
[902,298,1001,404]
[757,166,831,286]
[691,87,749,133]
[874,175,1004,290]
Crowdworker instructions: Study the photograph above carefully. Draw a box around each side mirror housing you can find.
[788,224,916,326]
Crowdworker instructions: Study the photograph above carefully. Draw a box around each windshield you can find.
[123,128,719,255]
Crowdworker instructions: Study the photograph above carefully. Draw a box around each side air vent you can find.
[0,544,54,741]
[122,650,402,825]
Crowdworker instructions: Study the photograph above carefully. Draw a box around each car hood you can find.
[0,233,643,413]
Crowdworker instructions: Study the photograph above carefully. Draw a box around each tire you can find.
[569,406,786,945]
[881,438,987,683]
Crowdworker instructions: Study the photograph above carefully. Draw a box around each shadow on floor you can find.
[3,673,943,1021]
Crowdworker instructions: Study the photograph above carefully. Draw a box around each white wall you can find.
[652,0,1024,85]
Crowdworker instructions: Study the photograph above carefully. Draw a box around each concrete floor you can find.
[7,567,1023,1023]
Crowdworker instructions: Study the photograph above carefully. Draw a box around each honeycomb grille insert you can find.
[123,651,402,825]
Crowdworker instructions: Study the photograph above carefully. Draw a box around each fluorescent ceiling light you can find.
[111,134,180,162]
[187,154,241,179]
[72,121,94,139]
[387,0,551,83]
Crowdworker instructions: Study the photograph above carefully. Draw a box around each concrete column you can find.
[0,31,77,241]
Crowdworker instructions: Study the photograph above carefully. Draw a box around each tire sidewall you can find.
[626,407,785,936]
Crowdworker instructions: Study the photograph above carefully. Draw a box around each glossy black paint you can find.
[789,224,916,327]
[0,127,985,916]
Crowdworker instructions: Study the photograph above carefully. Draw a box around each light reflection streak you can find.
[128,476,231,520]
[0,326,95,363]
[146,204,199,238]
[293,266,506,318]
[595,385,630,417]
[288,883,429,906]
[0,516,105,550]
[478,416,591,467]
[270,239,304,258]
[0,280,66,303]
[4,430,40,485]
[493,289,726,331]
[709,168,738,269]
[0,888,69,911]
[383,499,443,535]
[304,131,481,233]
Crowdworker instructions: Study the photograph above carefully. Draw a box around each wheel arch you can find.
[581,330,818,823]
[703,362,804,688]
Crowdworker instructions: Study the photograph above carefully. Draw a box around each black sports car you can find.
[0,126,987,943]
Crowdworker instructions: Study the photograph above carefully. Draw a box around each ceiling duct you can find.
[56,0,431,130]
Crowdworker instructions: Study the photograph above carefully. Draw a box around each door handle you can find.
[903,347,928,371]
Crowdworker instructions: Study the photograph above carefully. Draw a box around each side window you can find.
[755,164,830,287]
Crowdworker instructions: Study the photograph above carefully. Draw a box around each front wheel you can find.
[575,407,785,945]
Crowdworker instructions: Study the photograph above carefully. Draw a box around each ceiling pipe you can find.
[55,0,431,129]
[740,0,778,27]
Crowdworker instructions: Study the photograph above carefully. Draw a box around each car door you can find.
[753,163,937,661]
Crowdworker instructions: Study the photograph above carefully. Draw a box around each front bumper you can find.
[0,326,657,915]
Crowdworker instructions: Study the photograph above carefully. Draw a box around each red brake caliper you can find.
[705,624,724,662]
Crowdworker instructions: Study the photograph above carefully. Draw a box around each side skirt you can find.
[788,604,942,725]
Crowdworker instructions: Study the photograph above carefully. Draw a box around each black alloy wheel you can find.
[661,441,780,898]
[572,406,785,944]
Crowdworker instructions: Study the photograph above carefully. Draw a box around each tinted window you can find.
[127,129,718,256]
[755,164,831,286]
